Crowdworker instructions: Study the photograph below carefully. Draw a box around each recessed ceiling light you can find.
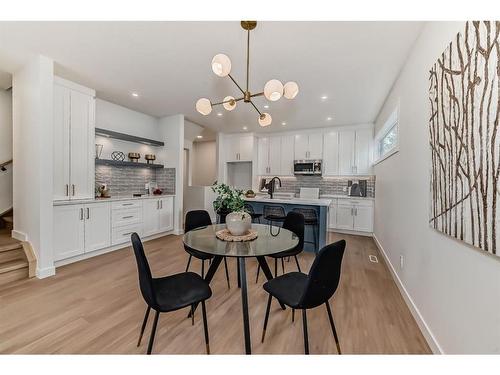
[131,92,139,97]
[242,126,248,130]
[327,117,332,121]
[321,95,328,100]
[281,122,287,126]
[217,112,223,117]
[264,105,269,109]
[197,135,203,139]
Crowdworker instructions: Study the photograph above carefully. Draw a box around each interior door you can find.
[280,135,295,176]
[257,137,269,175]
[307,133,324,159]
[143,199,160,236]
[294,134,308,159]
[338,130,355,175]
[354,129,373,175]
[69,90,94,200]
[268,136,281,175]
[84,203,111,252]
[335,204,354,230]
[159,197,174,232]
[323,131,339,176]
[53,204,85,261]
[53,84,71,201]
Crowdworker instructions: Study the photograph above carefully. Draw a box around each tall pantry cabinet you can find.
[53,77,95,201]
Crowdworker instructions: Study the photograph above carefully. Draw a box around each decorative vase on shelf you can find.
[225,211,252,236]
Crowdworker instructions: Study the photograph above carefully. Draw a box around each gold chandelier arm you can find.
[246,29,250,93]
[211,96,245,106]
[250,92,264,98]
[249,100,262,116]
[228,74,245,95]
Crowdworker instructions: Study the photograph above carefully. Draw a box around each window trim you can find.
[374,107,399,165]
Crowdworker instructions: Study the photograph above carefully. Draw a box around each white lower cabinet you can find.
[328,200,337,229]
[53,202,110,261]
[330,199,374,233]
[143,196,174,236]
[159,197,174,232]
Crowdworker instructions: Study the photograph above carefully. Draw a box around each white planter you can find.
[226,211,252,236]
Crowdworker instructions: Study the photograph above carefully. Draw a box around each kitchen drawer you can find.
[112,200,143,210]
[112,207,142,228]
[112,223,143,246]
[344,199,373,207]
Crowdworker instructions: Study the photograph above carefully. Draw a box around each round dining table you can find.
[183,223,299,354]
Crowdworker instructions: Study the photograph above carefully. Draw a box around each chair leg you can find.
[255,264,260,283]
[147,310,160,355]
[223,257,230,289]
[185,254,192,272]
[274,258,278,277]
[294,255,302,273]
[281,258,285,274]
[191,304,195,326]
[201,260,205,278]
[261,294,272,343]
[325,302,342,354]
[201,300,210,354]
[237,261,241,288]
[302,309,309,354]
[292,308,295,323]
[137,306,151,347]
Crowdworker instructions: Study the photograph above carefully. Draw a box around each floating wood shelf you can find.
[95,127,164,147]
[95,159,164,169]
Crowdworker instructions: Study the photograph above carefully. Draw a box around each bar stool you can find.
[263,205,287,235]
[293,207,319,251]
[244,203,263,223]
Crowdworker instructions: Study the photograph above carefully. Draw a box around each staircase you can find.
[0,212,36,287]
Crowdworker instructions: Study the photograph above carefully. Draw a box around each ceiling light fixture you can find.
[196,21,299,127]
[242,126,248,130]
[327,117,332,121]
[217,112,223,117]
[197,135,203,139]
[281,122,287,126]
[321,95,328,100]
[131,92,139,97]
[263,105,269,109]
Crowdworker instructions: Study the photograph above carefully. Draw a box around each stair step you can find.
[0,247,24,264]
[0,259,28,274]
[3,216,13,223]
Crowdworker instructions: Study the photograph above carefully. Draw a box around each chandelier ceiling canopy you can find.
[196,21,299,127]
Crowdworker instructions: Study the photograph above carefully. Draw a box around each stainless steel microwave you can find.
[293,160,322,175]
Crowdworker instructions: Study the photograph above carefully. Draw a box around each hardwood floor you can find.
[0,232,430,354]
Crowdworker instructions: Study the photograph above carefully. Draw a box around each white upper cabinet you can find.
[53,77,95,201]
[280,135,295,176]
[227,135,254,162]
[338,130,356,175]
[257,137,270,175]
[323,131,339,176]
[338,128,372,175]
[258,135,294,176]
[268,137,281,175]
[354,128,373,175]
[294,132,323,160]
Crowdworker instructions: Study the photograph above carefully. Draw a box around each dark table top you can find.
[182,224,299,258]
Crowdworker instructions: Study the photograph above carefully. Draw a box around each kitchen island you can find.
[244,196,331,253]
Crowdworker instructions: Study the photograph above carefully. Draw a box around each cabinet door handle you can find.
[65,184,69,196]
[122,232,133,237]
[122,215,134,219]
[122,203,133,206]
[86,207,90,220]
[355,207,358,216]
[157,200,160,210]
[72,184,75,196]
[80,208,84,220]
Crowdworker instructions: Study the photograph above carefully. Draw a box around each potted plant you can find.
[212,182,251,235]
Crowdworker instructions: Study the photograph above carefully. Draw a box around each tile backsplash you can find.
[95,165,176,196]
[269,175,376,197]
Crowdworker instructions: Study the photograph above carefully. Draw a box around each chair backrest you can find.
[263,205,286,218]
[131,232,157,308]
[244,203,255,214]
[283,211,305,252]
[292,207,318,222]
[185,210,212,233]
[299,239,346,309]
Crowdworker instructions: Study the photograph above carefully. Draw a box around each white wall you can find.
[192,141,216,186]
[0,88,12,214]
[12,55,54,278]
[373,22,500,354]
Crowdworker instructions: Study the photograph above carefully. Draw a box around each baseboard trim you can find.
[372,233,443,354]
[36,266,55,279]
[328,228,372,237]
[11,230,28,242]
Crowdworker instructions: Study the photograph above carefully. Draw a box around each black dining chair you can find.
[261,239,346,354]
[131,233,212,354]
[255,211,305,282]
[184,210,230,289]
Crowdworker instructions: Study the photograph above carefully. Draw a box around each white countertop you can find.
[320,194,375,201]
[244,196,332,207]
[53,194,175,206]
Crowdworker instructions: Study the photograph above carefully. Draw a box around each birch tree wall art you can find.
[429,21,500,256]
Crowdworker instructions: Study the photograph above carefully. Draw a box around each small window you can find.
[374,107,399,163]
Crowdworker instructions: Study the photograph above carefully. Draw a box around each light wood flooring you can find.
[0,232,430,354]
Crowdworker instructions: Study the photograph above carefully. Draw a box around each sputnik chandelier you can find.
[195,21,299,127]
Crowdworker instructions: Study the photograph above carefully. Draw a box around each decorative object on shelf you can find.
[95,144,103,159]
[145,154,156,164]
[128,152,141,162]
[245,189,256,198]
[429,21,500,257]
[225,211,252,236]
[153,188,163,195]
[212,181,246,225]
[111,151,125,161]
[196,21,299,127]
[95,183,110,198]
[216,228,258,242]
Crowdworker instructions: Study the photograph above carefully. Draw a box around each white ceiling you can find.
[0,21,423,133]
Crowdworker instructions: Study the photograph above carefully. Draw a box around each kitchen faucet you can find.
[266,176,282,199]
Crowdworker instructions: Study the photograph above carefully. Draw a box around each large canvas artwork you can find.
[429,21,500,256]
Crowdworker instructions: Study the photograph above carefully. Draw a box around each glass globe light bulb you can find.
[223,96,236,111]
[264,79,283,101]
[196,98,212,115]
[283,81,299,99]
[258,113,272,127]
[211,54,232,77]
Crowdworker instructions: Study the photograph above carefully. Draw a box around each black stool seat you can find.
[153,272,212,312]
[263,272,308,307]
